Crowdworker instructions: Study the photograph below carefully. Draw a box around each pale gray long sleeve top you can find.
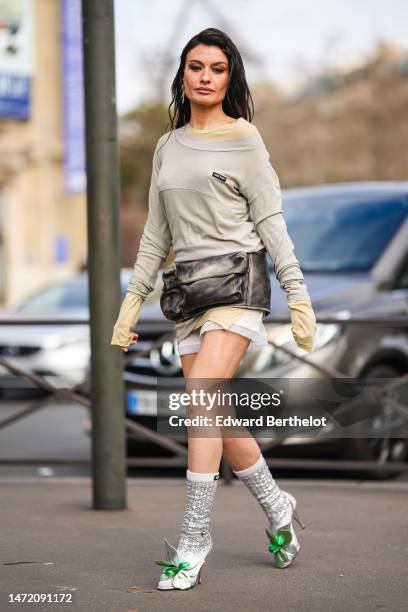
[125,117,311,343]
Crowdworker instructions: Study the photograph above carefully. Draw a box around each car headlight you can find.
[249,323,341,373]
[41,338,90,370]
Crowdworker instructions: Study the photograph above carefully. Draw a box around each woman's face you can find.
[183,44,229,108]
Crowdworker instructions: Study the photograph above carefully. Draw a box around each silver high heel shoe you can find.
[265,491,306,569]
[155,533,213,590]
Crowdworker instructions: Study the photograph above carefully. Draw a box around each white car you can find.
[0,269,137,394]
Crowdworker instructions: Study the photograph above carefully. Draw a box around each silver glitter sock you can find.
[176,470,219,555]
[233,453,290,527]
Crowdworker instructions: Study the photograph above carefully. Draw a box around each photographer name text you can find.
[167,415,328,427]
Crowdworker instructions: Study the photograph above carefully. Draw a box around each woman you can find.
[111,27,316,591]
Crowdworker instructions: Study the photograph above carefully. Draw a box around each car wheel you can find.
[342,364,408,479]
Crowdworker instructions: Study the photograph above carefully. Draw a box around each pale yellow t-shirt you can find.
[190,305,250,332]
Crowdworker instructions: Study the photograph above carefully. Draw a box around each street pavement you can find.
[1,477,407,612]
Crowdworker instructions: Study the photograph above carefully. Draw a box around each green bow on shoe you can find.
[265,526,292,567]
[155,560,190,577]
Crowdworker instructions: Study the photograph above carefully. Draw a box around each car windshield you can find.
[14,275,128,314]
[283,191,408,272]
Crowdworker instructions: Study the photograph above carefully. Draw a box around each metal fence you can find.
[0,315,408,483]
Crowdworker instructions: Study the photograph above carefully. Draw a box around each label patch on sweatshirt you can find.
[212,171,227,182]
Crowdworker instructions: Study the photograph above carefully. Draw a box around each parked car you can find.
[0,269,147,393]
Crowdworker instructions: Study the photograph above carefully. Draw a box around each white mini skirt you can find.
[177,309,269,356]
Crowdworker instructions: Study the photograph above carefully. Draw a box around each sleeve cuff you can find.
[111,292,143,348]
[287,300,317,352]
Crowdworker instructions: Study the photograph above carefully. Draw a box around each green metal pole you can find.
[81,0,127,509]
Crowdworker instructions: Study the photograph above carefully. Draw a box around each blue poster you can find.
[0,0,33,121]
[61,0,86,194]
[0,74,30,119]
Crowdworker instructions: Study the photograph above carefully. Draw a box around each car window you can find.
[15,278,89,313]
[14,275,129,314]
[282,192,408,272]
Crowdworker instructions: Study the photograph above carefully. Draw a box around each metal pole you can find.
[81,0,127,509]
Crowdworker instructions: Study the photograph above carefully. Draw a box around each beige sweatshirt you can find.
[111,117,315,348]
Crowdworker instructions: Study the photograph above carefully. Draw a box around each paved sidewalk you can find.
[1,477,407,612]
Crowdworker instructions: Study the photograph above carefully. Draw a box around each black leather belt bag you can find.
[160,249,271,322]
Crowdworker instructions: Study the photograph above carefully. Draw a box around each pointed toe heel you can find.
[155,534,211,590]
[265,491,306,569]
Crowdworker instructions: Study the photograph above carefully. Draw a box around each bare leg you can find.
[180,332,264,472]
[180,329,250,472]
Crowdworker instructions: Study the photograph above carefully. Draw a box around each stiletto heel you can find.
[293,508,306,530]
[198,565,203,584]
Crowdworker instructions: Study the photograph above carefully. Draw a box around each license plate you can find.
[127,389,157,415]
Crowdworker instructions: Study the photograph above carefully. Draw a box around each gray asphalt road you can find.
[1,399,407,611]
[1,479,407,612]
[0,400,91,478]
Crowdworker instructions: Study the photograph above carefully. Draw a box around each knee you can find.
[222,437,237,453]
[222,437,261,466]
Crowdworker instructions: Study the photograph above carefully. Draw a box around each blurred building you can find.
[0,0,86,305]
[255,42,408,188]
